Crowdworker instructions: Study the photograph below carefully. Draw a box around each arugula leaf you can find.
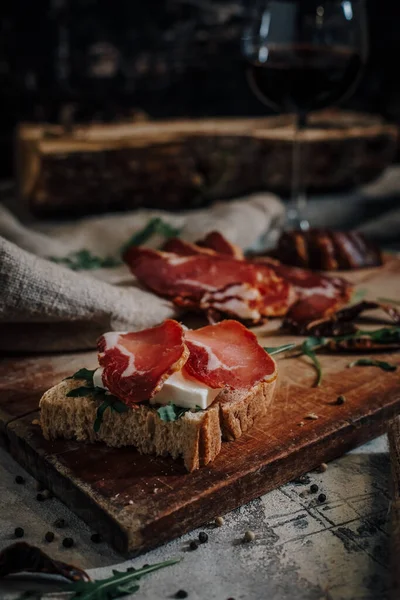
[65,368,97,384]
[66,558,181,600]
[49,250,122,271]
[121,217,181,253]
[348,358,397,372]
[377,297,400,306]
[264,343,297,355]
[157,402,202,422]
[66,386,96,397]
[301,337,325,387]
[94,396,129,432]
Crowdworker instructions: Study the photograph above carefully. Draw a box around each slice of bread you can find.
[39,376,276,471]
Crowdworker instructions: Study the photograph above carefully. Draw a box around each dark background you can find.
[1,0,400,174]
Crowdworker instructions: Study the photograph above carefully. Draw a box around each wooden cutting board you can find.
[1,257,400,555]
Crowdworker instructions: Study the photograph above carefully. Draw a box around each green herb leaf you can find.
[67,558,181,600]
[377,297,400,306]
[157,402,201,422]
[49,250,122,271]
[93,395,129,432]
[264,343,297,355]
[350,288,368,305]
[347,358,397,372]
[65,368,97,384]
[121,217,181,253]
[301,337,325,387]
[66,386,96,397]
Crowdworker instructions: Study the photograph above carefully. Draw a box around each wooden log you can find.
[16,111,397,217]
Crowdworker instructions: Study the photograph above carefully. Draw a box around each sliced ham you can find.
[183,320,277,390]
[258,260,353,325]
[196,231,244,260]
[124,246,292,321]
[97,320,188,407]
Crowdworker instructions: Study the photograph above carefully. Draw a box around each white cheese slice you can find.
[93,367,106,389]
[150,370,222,410]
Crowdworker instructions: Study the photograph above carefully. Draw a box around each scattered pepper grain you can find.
[244,530,256,543]
[54,518,66,528]
[190,541,199,551]
[15,476,25,484]
[36,493,45,502]
[45,531,54,542]
[318,493,327,503]
[14,527,24,538]
[175,590,188,599]
[335,395,346,405]
[62,537,74,548]
[90,533,102,544]
[198,532,208,543]
[310,484,319,493]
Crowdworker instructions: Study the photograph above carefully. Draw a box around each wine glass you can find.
[242,0,368,231]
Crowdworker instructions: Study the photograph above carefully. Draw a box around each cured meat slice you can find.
[183,320,277,390]
[196,231,244,260]
[261,261,353,326]
[124,247,292,321]
[162,238,216,257]
[97,320,189,407]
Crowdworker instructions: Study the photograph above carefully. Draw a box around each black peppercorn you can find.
[189,540,199,551]
[198,531,208,543]
[54,518,66,528]
[336,395,346,405]
[318,493,326,503]
[310,484,319,493]
[127,566,136,572]
[62,537,74,548]
[36,493,45,502]
[15,475,25,484]
[175,591,188,599]
[90,533,102,544]
[143,564,150,568]
[45,531,54,542]
[14,527,24,538]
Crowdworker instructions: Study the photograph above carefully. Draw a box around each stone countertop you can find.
[0,436,391,600]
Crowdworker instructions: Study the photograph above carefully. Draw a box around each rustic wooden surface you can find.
[1,257,399,555]
[388,417,400,600]
[16,111,397,217]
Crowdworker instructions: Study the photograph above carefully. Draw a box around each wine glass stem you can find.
[289,114,309,231]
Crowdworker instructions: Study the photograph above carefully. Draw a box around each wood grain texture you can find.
[388,417,400,600]
[1,257,400,555]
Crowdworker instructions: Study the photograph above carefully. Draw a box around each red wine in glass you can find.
[242,1,368,231]
[246,45,364,116]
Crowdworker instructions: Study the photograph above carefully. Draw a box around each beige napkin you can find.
[0,193,284,351]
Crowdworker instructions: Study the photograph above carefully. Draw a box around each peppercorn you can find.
[198,532,208,543]
[127,566,136,572]
[62,537,74,548]
[90,533,102,544]
[54,518,66,528]
[318,493,326,503]
[189,540,199,551]
[14,527,24,538]
[143,564,150,568]
[36,493,45,502]
[45,531,54,542]
[336,395,346,405]
[310,484,319,493]
[215,516,224,527]
[175,591,188,599]
[244,530,255,543]
[15,475,25,484]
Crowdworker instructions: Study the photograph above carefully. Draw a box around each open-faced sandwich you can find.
[40,319,277,471]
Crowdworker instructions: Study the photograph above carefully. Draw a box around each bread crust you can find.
[40,375,276,472]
